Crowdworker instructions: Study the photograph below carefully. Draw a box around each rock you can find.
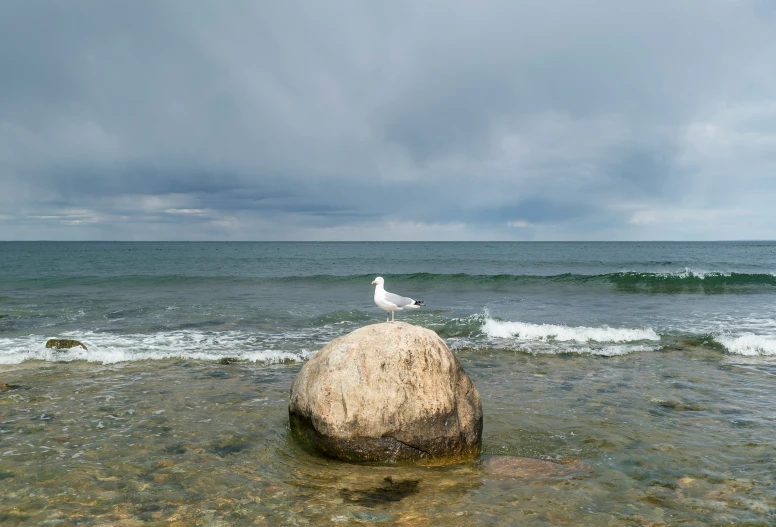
[341,476,420,506]
[289,322,482,462]
[651,398,704,411]
[46,338,88,350]
[218,357,239,365]
[210,434,253,456]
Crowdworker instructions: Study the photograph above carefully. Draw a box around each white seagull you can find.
[371,276,425,322]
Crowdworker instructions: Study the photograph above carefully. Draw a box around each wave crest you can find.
[482,318,660,343]
[7,270,775,292]
[714,333,776,356]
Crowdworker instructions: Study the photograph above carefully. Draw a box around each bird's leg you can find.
[391,311,395,323]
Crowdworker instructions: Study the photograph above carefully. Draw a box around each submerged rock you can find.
[289,322,482,463]
[652,399,704,411]
[218,357,240,365]
[484,456,592,479]
[341,476,420,506]
[210,433,254,456]
[46,338,88,350]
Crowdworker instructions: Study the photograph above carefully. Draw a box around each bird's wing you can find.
[384,290,416,307]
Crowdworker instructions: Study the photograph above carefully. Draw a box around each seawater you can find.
[1,242,775,525]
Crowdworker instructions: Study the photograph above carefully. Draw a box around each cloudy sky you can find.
[1,1,775,241]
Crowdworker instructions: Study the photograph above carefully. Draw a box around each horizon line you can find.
[1,240,774,243]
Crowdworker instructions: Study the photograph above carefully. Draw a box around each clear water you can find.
[1,242,775,525]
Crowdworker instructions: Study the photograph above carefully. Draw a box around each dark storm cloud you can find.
[1,1,775,240]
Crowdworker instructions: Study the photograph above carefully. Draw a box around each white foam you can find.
[620,268,732,279]
[514,342,655,357]
[671,268,730,280]
[0,330,320,365]
[715,333,776,356]
[482,318,659,343]
[560,344,655,357]
[479,317,660,356]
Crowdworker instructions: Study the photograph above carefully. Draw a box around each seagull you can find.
[371,276,425,322]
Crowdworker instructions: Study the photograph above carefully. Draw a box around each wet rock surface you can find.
[289,322,483,462]
[45,339,87,350]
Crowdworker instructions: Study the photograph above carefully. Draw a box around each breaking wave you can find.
[714,333,776,356]
[0,330,320,365]
[482,318,660,343]
[480,316,661,356]
[3,315,776,364]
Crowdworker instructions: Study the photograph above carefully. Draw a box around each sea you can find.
[1,241,775,525]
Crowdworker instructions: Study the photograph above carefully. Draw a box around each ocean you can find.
[1,241,775,525]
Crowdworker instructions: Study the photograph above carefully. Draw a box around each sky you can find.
[1,1,775,241]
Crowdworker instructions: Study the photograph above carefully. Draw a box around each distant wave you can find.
[6,269,774,293]
[276,270,776,289]
[603,270,776,293]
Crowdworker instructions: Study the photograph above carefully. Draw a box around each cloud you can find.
[629,212,658,226]
[0,1,775,240]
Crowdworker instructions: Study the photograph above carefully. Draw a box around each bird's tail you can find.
[413,300,425,306]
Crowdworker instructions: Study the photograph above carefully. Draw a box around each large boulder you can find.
[289,322,482,463]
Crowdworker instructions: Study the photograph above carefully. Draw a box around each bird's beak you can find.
[371,280,376,284]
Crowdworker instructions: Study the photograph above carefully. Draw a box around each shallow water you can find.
[2,242,776,525]
[2,347,775,526]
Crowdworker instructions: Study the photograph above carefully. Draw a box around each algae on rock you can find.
[46,339,88,350]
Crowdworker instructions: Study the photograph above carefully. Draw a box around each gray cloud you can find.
[1,0,775,240]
